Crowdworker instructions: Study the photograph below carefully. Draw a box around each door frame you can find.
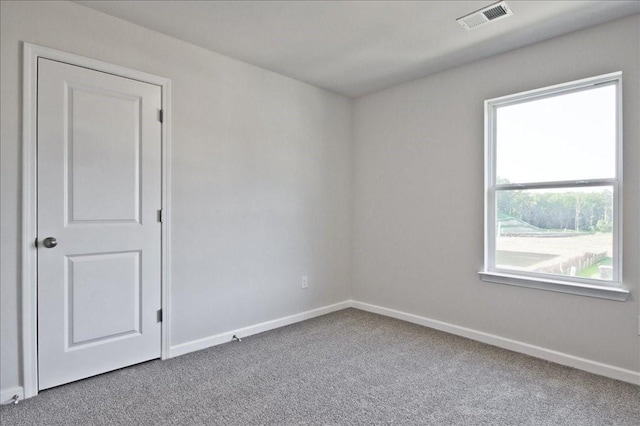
[21,43,172,399]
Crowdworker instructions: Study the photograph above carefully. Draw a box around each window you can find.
[480,73,627,300]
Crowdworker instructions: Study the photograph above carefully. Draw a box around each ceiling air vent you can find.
[457,1,513,31]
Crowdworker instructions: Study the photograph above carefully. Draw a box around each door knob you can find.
[43,237,58,248]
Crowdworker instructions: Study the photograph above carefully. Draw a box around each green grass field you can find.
[577,257,612,278]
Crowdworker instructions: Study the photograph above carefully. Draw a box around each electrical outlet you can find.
[301,275,308,289]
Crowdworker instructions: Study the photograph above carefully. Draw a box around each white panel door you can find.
[37,58,162,390]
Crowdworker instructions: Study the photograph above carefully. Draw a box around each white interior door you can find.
[37,58,162,390]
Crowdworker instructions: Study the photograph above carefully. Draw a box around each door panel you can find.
[37,58,162,390]
[67,251,141,346]
[67,86,142,224]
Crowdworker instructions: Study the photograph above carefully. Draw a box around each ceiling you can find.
[75,1,640,98]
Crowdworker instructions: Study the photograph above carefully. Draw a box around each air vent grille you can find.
[483,4,508,20]
[457,1,513,31]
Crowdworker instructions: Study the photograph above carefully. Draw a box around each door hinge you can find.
[157,309,163,322]
[158,109,164,123]
[158,209,163,223]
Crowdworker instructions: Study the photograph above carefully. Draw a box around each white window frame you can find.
[479,72,629,301]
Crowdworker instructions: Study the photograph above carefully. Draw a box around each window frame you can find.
[480,72,628,301]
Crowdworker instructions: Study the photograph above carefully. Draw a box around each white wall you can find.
[353,14,640,373]
[1,1,352,395]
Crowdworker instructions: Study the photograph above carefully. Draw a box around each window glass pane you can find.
[496,186,613,281]
[496,85,616,184]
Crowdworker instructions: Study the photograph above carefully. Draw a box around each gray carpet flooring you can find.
[2,308,639,425]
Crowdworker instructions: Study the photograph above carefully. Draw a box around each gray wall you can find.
[1,1,352,394]
[352,14,640,372]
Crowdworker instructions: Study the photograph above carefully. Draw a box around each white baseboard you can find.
[6,299,637,401]
[350,300,640,386]
[169,299,639,385]
[1,386,24,405]
[169,301,351,358]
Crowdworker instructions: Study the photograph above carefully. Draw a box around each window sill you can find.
[478,271,629,301]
